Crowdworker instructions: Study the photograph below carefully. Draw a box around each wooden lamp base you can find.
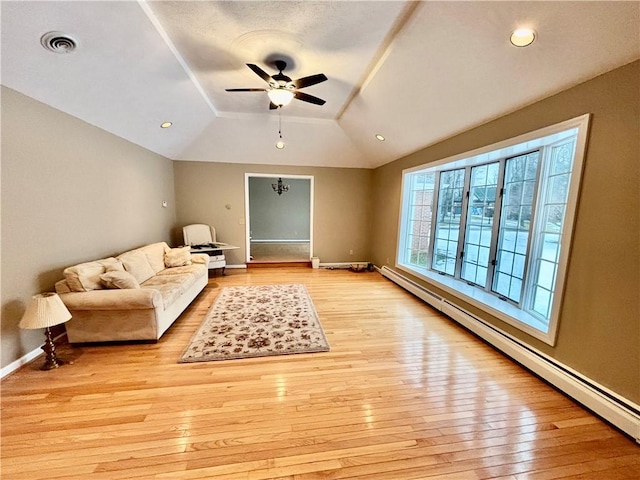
[40,326,64,370]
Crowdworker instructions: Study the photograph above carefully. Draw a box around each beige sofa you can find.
[55,242,209,343]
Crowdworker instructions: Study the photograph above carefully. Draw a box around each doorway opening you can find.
[245,174,314,265]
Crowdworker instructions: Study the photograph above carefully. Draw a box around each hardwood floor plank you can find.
[2,268,637,479]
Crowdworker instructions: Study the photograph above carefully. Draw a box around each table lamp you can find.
[19,292,72,370]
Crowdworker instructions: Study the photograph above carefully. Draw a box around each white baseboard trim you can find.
[225,264,247,269]
[380,265,640,442]
[1,347,43,378]
[1,332,68,379]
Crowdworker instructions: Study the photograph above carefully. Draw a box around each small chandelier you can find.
[272,177,289,196]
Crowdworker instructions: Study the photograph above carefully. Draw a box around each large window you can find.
[397,115,590,345]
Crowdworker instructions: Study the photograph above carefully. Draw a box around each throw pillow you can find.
[164,247,192,268]
[101,271,140,289]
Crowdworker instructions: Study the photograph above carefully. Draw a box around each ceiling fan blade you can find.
[294,91,326,106]
[225,88,267,92]
[246,63,273,84]
[269,102,279,110]
[292,73,328,89]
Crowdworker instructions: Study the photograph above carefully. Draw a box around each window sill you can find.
[397,262,555,345]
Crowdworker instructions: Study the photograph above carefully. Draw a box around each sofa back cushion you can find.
[63,257,123,292]
[140,242,170,274]
[55,279,72,294]
[118,249,156,285]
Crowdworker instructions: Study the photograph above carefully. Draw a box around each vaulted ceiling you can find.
[2,1,638,169]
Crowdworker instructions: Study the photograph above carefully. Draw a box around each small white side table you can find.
[189,242,239,275]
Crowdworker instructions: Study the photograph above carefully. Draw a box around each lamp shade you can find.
[19,293,71,329]
[267,88,294,107]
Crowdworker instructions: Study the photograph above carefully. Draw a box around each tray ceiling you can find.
[2,1,638,168]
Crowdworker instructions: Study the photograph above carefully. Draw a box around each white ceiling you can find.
[2,1,638,169]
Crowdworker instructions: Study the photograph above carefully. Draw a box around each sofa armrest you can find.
[59,289,162,311]
[191,253,210,265]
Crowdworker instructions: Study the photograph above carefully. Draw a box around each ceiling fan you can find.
[226,60,327,110]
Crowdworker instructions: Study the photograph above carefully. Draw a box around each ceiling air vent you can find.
[40,31,78,54]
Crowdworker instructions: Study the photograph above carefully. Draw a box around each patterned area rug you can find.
[179,284,330,363]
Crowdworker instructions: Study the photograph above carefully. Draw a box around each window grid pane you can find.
[529,141,574,319]
[461,162,499,286]
[405,173,435,267]
[492,151,540,303]
[432,169,465,275]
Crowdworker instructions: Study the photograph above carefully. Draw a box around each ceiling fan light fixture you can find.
[227,62,327,110]
[267,88,295,107]
[510,28,536,47]
[276,140,285,149]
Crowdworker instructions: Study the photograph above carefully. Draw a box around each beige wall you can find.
[371,61,640,403]
[173,162,372,265]
[1,87,177,369]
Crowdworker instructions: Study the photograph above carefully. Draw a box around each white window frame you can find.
[396,114,591,346]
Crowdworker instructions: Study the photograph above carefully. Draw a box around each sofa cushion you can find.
[142,274,195,309]
[118,250,156,285]
[63,257,123,292]
[103,258,125,272]
[157,263,206,277]
[101,271,140,289]
[164,247,192,268]
[141,242,170,274]
[143,273,197,291]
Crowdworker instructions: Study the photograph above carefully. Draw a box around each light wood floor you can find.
[2,268,638,479]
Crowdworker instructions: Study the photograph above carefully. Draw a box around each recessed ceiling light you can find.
[375,134,385,141]
[160,122,172,128]
[510,28,536,47]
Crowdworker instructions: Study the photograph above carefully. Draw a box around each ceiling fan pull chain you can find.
[276,109,285,149]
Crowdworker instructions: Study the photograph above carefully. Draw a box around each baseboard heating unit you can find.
[380,265,640,443]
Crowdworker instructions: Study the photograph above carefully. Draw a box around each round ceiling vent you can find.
[40,31,78,54]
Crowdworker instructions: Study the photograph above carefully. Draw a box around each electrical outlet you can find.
[386,257,390,264]
[349,249,353,255]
